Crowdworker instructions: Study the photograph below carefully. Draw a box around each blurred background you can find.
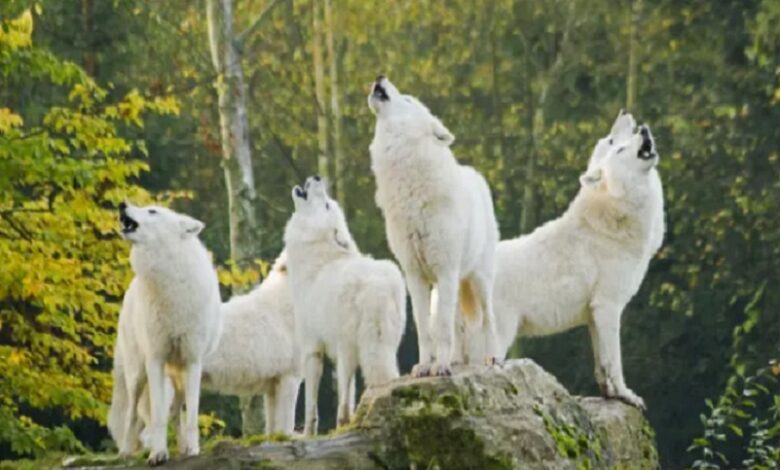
[0,0,778,468]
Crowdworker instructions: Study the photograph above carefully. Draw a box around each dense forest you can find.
[1,0,778,468]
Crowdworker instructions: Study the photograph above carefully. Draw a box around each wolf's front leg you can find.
[119,369,146,456]
[180,361,203,457]
[336,350,357,427]
[592,303,645,410]
[144,357,170,466]
[303,352,324,435]
[587,319,607,395]
[431,271,458,376]
[407,273,433,377]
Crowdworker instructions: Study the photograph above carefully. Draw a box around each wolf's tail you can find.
[357,277,406,387]
[431,279,479,324]
[107,347,128,447]
[458,279,479,323]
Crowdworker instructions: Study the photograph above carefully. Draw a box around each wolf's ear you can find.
[431,118,455,146]
[179,215,205,237]
[579,167,602,188]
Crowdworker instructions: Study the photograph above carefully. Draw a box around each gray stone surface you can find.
[62,359,659,469]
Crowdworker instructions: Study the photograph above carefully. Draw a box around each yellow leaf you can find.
[0,108,23,133]
[0,9,33,49]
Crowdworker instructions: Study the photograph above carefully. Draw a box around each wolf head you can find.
[586,109,637,172]
[285,176,355,254]
[580,113,659,200]
[368,75,455,146]
[118,202,204,245]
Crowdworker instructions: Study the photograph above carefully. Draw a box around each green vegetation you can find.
[534,404,604,470]
[1,0,778,468]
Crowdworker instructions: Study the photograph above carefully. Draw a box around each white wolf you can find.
[483,112,664,409]
[108,203,221,465]
[284,177,406,435]
[110,252,300,448]
[198,251,300,434]
[368,76,500,377]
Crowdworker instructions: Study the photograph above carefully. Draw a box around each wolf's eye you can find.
[325,203,330,210]
[148,209,157,215]
[608,138,613,145]
[617,147,625,154]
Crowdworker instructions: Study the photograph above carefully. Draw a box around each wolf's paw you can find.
[411,363,432,377]
[178,427,200,457]
[146,449,169,466]
[612,389,646,411]
[432,363,452,377]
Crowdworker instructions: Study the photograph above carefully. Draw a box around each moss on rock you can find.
[60,360,659,470]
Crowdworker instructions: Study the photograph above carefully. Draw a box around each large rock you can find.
[63,359,659,469]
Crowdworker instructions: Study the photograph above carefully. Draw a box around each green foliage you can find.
[687,286,780,469]
[0,9,175,458]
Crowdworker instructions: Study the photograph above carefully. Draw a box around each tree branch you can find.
[235,0,289,49]
[0,214,33,242]
[206,0,222,72]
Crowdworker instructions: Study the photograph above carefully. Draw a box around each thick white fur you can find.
[368,76,499,376]
[483,112,664,409]
[112,252,300,449]
[199,251,300,434]
[108,203,221,465]
[284,178,406,435]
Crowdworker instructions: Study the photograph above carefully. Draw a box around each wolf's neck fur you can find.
[287,233,359,285]
[130,238,212,286]
[370,126,459,212]
[568,177,661,255]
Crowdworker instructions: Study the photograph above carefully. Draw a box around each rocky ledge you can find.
[63,359,659,469]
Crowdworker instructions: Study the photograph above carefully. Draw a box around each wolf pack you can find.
[108,76,665,465]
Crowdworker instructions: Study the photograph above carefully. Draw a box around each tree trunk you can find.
[520,80,550,235]
[207,0,260,267]
[312,0,330,180]
[324,0,346,210]
[626,0,642,111]
[206,0,263,435]
[81,0,96,77]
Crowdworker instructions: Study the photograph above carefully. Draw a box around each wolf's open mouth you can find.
[637,125,656,160]
[120,212,139,234]
[372,83,389,102]
[294,186,308,200]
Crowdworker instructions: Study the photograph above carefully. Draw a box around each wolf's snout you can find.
[371,76,389,102]
[119,205,139,234]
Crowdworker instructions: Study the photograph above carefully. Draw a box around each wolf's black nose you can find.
[119,202,127,211]
[375,74,386,83]
[313,175,321,182]
[640,125,650,138]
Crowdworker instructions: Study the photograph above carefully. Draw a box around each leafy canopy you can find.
[0,9,177,457]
